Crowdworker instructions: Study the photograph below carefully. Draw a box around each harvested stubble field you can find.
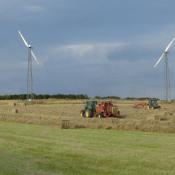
[1,100,175,175]
[0,99,175,133]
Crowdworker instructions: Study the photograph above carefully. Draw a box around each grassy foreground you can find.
[0,122,175,175]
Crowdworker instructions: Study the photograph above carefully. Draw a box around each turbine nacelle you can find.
[18,30,39,64]
[153,37,175,68]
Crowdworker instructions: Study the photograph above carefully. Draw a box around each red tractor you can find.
[96,101,120,118]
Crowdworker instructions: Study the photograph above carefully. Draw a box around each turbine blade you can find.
[31,50,39,64]
[153,53,164,68]
[165,37,175,52]
[18,30,30,48]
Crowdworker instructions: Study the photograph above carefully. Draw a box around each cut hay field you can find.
[0,122,175,175]
[0,100,175,175]
[0,99,175,132]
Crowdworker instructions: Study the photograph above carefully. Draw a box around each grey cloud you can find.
[1,0,175,98]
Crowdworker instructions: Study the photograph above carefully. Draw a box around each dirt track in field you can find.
[0,99,175,133]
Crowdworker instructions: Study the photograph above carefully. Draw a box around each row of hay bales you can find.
[61,117,175,133]
[10,101,26,114]
[10,100,48,113]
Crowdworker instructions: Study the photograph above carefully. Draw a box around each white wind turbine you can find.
[153,36,175,101]
[18,30,39,101]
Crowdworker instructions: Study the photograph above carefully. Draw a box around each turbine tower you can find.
[18,30,39,101]
[153,36,175,101]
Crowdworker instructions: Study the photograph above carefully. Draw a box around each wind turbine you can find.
[153,36,175,101]
[18,30,39,101]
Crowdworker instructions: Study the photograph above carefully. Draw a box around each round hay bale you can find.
[154,115,167,121]
[12,108,19,113]
[21,102,27,107]
[9,102,17,106]
[61,120,70,129]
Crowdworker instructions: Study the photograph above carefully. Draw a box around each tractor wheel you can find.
[98,113,103,118]
[117,111,120,117]
[148,106,154,110]
[80,110,85,117]
[85,110,92,118]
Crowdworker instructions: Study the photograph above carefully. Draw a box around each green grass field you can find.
[0,122,175,175]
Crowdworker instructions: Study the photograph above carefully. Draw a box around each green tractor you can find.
[80,100,97,118]
[148,98,160,109]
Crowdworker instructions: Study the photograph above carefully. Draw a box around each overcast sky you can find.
[1,0,175,98]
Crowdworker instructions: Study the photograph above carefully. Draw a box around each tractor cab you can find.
[148,99,160,109]
[80,100,97,117]
[85,100,97,111]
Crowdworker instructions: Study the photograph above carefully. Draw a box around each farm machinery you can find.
[80,100,120,118]
[80,100,97,118]
[133,98,160,109]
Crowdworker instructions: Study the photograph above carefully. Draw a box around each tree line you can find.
[0,94,159,100]
[0,94,89,100]
[95,96,159,100]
